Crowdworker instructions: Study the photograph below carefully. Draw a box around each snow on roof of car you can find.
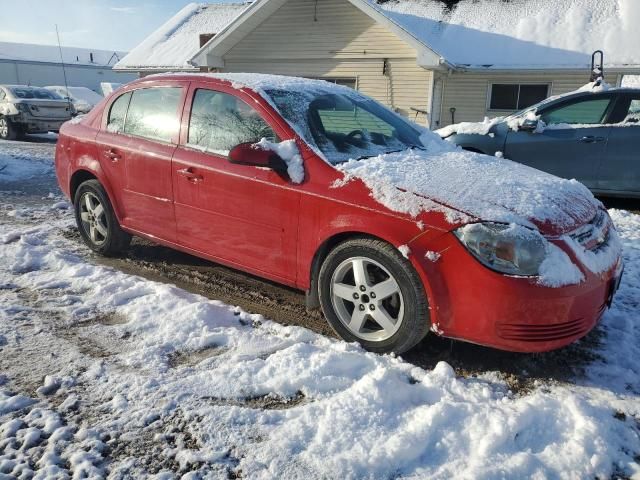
[114,2,250,71]
[0,41,126,67]
[368,0,640,69]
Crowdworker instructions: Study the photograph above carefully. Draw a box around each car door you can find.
[503,95,614,189]
[598,94,640,195]
[172,84,300,284]
[97,82,187,243]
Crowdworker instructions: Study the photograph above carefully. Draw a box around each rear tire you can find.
[318,238,430,354]
[74,180,131,256]
[0,116,18,140]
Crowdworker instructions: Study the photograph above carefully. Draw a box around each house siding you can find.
[437,70,628,127]
[221,0,432,125]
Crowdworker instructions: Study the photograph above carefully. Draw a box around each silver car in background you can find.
[0,85,74,140]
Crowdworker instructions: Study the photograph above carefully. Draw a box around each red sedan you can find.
[54,73,623,354]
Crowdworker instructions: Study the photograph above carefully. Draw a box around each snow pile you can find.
[115,3,249,70]
[370,0,640,69]
[254,138,304,183]
[436,116,502,138]
[335,147,599,233]
[0,209,639,477]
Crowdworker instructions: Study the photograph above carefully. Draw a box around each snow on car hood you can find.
[335,137,599,235]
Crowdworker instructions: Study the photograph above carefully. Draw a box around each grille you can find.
[496,318,590,342]
[569,210,610,252]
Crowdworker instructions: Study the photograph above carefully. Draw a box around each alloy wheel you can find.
[79,192,108,245]
[330,256,405,342]
[0,118,8,138]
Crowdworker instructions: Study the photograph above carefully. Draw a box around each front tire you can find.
[318,238,430,354]
[74,180,131,256]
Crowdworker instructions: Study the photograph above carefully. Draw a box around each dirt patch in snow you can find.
[204,391,307,410]
[168,345,227,368]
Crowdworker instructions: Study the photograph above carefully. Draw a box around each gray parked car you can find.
[439,88,640,198]
[0,85,74,140]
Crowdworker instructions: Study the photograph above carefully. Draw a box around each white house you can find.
[0,42,136,93]
[118,0,640,127]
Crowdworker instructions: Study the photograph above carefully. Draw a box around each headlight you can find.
[454,222,547,276]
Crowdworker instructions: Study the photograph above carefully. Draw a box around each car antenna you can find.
[55,24,72,112]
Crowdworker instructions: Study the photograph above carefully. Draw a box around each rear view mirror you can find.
[228,142,288,174]
[519,118,539,132]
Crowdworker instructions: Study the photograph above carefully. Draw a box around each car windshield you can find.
[265,88,423,164]
[9,87,62,100]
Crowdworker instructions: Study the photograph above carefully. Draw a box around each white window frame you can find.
[307,77,358,90]
[486,82,552,112]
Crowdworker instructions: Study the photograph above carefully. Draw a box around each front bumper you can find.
[410,232,622,353]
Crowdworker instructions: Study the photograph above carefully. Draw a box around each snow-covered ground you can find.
[0,139,639,479]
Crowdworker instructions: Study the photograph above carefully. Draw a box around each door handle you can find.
[104,148,121,162]
[177,167,203,183]
[579,136,605,143]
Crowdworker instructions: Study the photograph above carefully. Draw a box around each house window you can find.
[308,77,357,90]
[489,83,549,111]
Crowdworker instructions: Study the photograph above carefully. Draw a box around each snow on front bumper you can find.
[562,209,623,278]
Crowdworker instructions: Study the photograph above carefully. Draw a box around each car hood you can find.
[335,144,598,236]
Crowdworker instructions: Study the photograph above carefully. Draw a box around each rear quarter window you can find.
[107,92,132,133]
[123,87,182,143]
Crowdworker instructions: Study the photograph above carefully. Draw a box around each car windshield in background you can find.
[9,87,62,100]
[265,88,423,164]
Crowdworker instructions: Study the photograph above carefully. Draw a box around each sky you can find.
[0,0,236,52]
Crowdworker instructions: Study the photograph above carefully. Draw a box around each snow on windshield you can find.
[265,89,422,164]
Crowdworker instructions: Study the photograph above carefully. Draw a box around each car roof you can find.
[131,73,357,96]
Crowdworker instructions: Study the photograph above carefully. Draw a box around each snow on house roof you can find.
[115,2,250,71]
[0,42,125,67]
[369,0,640,69]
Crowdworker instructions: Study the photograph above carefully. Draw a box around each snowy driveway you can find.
[0,138,639,479]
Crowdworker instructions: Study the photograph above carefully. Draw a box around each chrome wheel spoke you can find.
[349,308,367,333]
[372,278,399,300]
[351,259,369,287]
[333,282,356,301]
[80,211,91,222]
[84,194,93,213]
[93,203,104,219]
[94,221,107,237]
[370,306,397,334]
[89,225,98,242]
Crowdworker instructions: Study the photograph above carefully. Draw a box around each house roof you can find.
[0,42,125,67]
[114,2,250,71]
[192,0,640,71]
[369,0,640,69]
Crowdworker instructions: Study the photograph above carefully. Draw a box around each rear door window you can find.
[187,89,277,155]
[107,92,132,133]
[123,87,182,143]
[540,98,611,125]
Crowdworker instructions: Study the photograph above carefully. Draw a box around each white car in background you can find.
[45,86,103,114]
[0,85,73,140]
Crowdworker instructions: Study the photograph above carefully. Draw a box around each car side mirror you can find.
[519,118,539,132]
[228,142,288,175]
